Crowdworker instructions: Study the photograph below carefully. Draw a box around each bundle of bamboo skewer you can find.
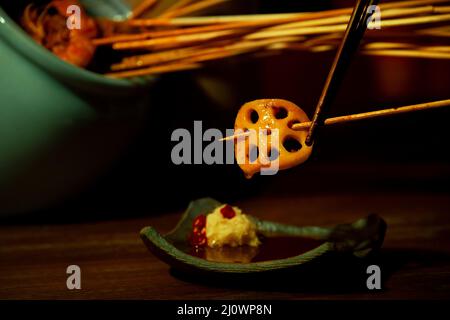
[93,0,450,78]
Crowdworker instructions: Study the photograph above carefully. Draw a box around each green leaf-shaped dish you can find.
[140,198,387,274]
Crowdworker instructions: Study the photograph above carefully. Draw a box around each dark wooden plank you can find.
[1,192,450,299]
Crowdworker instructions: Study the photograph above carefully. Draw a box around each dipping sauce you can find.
[180,236,324,263]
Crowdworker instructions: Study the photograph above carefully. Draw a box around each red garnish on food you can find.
[190,214,207,247]
[220,205,236,219]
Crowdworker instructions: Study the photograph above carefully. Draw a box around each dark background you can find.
[2,0,449,222]
[1,0,450,300]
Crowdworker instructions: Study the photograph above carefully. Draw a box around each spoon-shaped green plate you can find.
[140,198,387,274]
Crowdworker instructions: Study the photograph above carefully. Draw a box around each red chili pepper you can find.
[190,214,207,247]
[220,205,236,219]
[193,214,206,229]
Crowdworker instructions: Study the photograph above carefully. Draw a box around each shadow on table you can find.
[169,248,450,294]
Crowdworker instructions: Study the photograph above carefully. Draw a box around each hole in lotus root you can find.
[249,109,259,124]
[273,106,288,119]
[267,147,279,161]
[283,137,302,153]
[248,144,259,163]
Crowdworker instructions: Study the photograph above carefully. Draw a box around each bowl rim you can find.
[0,5,155,90]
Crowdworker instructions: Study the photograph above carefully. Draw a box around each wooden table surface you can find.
[1,191,450,300]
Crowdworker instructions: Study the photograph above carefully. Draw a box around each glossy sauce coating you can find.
[234,99,313,178]
[187,236,324,263]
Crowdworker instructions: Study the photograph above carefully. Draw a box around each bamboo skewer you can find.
[106,62,200,78]
[277,43,450,60]
[363,48,450,58]
[284,39,450,53]
[220,99,450,141]
[127,11,333,28]
[93,19,294,46]
[267,5,443,31]
[92,0,450,78]
[112,29,237,50]
[130,0,158,19]
[163,0,229,19]
[97,5,441,45]
[93,32,157,46]
[110,36,303,71]
[95,15,309,46]
[111,46,205,70]
[130,13,307,27]
[417,25,450,35]
[296,99,450,129]
[94,4,450,47]
[112,11,450,51]
[246,13,450,40]
[158,0,194,19]
[109,37,302,76]
[126,0,450,26]
[364,42,417,49]
[109,19,450,53]
[422,45,450,51]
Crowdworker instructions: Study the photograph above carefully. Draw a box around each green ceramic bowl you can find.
[0,2,156,214]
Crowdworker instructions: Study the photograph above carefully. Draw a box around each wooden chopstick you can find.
[220,99,450,141]
[305,0,379,146]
